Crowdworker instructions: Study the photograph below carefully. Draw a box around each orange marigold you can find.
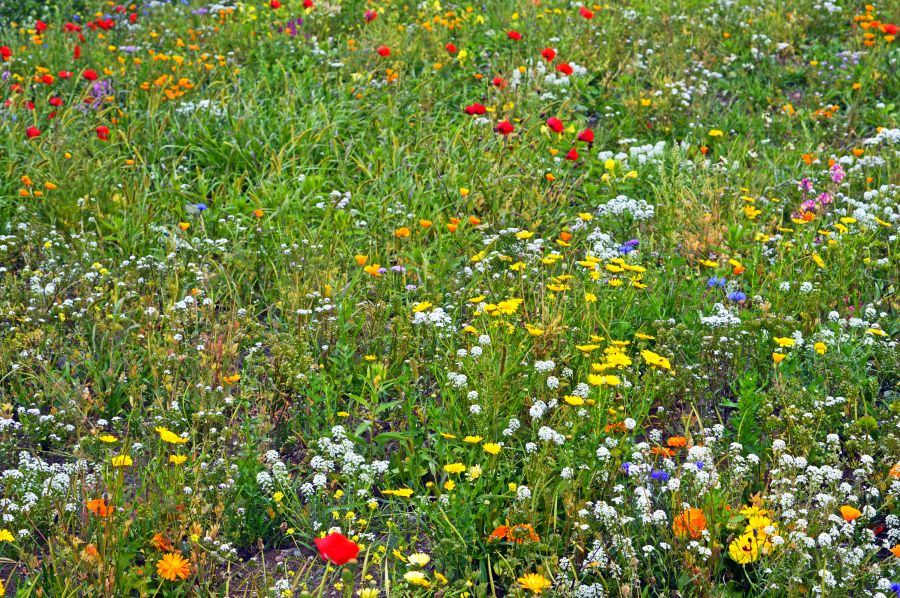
[672,508,707,540]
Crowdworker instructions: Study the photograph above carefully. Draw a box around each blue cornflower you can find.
[727,291,747,302]
[650,470,670,482]
[621,462,632,474]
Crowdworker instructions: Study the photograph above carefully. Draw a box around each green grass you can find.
[0,0,899,596]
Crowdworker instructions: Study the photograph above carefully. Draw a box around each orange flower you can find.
[840,505,862,522]
[889,463,900,479]
[86,498,113,517]
[673,508,707,540]
[650,446,676,458]
[667,436,688,448]
[419,219,432,228]
[890,544,900,558]
[468,216,481,225]
[157,552,191,581]
[394,227,411,238]
[150,532,174,552]
[253,209,264,218]
[508,523,540,543]
[559,231,572,242]
[488,525,509,542]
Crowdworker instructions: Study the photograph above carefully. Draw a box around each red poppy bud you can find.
[74,45,81,59]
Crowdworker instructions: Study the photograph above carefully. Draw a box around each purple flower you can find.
[727,291,747,302]
[830,163,845,183]
[798,178,814,193]
[391,265,406,273]
[816,192,832,206]
[621,462,632,474]
[695,461,704,470]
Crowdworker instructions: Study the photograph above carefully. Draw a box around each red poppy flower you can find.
[496,121,514,135]
[25,101,35,111]
[507,30,522,41]
[364,9,377,22]
[556,63,573,76]
[546,117,563,133]
[270,0,281,8]
[303,0,314,7]
[465,103,486,115]
[74,45,81,59]
[35,20,48,33]
[577,129,595,143]
[0,46,11,61]
[59,70,72,79]
[26,126,41,138]
[41,74,54,85]
[314,533,360,565]
[49,97,63,107]
[446,43,458,54]
[83,69,98,81]
[541,48,556,62]
[64,22,82,32]
[565,148,579,161]
[376,45,391,57]
[883,23,899,35]
[491,76,505,88]
[580,7,594,19]
[96,126,110,140]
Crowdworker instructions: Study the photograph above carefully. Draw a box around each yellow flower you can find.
[525,324,544,336]
[462,435,483,443]
[444,463,466,474]
[111,455,133,467]
[482,443,501,455]
[273,492,284,503]
[517,573,552,594]
[773,337,796,348]
[772,352,786,364]
[814,342,827,355]
[382,488,414,498]
[516,230,535,239]
[564,395,584,406]
[407,553,430,567]
[155,427,188,444]
[404,570,430,587]
[412,301,432,313]
[99,435,118,443]
[728,532,759,564]
[708,129,724,137]
[640,349,671,370]
[866,328,888,337]
[0,529,14,542]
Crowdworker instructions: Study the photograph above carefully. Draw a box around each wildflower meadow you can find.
[1,0,900,596]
